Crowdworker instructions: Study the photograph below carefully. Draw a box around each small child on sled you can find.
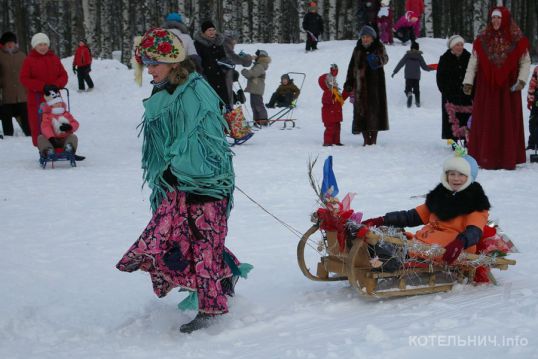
[318,64,348,146]
[38,85,79,159]
[265,74,300,108]
[362,143,490,265]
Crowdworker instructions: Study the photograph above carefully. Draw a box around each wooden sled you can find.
[297,224,516,298]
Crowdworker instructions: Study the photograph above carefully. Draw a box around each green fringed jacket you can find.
[141,72,235,213]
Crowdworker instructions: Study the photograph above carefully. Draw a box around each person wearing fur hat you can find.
[362,143,491,265]
[463,6,530,170]
[393,11,419,45]
[266,73,300,108]
[319,64,349,146]
[72,39,94,92]
[392,41,431,108]
[37,85,79,159]
[20,32,68,147]
[117,28,252,334]
[436,35,473,141]
[241,49,271,127]
[163,12,203,73]
[0,31,31,137]
[343,25,389,146]
[193,20,230,108]
[302,2,324,52]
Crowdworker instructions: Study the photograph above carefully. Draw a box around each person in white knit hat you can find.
[20,32,68,147]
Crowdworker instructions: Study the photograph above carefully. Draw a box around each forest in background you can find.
[1,0,536,66]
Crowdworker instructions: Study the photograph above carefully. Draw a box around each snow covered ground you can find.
[1,38,537,358]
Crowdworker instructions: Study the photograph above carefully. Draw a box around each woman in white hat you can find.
[19,32,68,147]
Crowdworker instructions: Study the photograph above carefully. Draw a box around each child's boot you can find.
[406,93,413,108]
[64,143,74,154]
[415,93,421,107]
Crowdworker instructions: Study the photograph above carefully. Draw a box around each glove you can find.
[367,53,382,70]
[511,80,525,92]
[361,216,384,227]
[238,50,246,57]
[463,84,473,96]
[59,123,73,132]
[72,65,77,74]
[442,236,464,264]
[391,73,395,78]
[343,83,353,93]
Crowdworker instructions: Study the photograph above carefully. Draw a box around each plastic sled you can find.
[297,223,516,298]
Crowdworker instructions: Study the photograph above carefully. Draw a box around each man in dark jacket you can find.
[302,2,324,52]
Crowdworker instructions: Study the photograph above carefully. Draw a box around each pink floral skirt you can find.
[116,190,240,314]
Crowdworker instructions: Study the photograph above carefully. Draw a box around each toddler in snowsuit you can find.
[377,0,394,45]
[527,66,538,150]
[266,74,300,108]
[38,85,79,159]
[362,143,491,266]
[319,64,348,146]
[392,41,431,107]
[241,49,271,127]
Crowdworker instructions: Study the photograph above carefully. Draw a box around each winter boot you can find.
[370,131,378,145]
[179,312,216,334]
[255,119,269,127]
[45,148,56,160]
[406,93,413,108]
[415,93,421,107]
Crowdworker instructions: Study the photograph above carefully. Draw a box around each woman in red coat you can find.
[463,7,530,170]
[19,33,68,147]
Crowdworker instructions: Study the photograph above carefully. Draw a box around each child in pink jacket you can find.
[38,85,79,158]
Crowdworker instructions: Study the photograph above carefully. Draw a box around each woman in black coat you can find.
[436,35,473,141]
[194,20,230,108]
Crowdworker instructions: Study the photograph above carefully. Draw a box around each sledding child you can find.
[393,11,419,45]
[527,65,538,150]
[266,74,300,108]
[362,142,491,265]
[391,41,431,107]
[241,49,271,127]
[37,85,79,159]
[319,64,349,146]
[377,0,394,45]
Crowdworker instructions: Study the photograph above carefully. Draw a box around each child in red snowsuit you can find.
[319,64,348,146]
[38,85,79,158]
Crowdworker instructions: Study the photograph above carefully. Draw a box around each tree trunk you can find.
[424,0,434,37]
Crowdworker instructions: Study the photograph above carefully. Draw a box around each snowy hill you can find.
[1,38,537,358]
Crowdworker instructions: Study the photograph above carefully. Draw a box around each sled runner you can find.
[297,222,516,298]
[267,72,306,129]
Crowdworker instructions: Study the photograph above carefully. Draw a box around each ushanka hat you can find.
[441,140,479,192]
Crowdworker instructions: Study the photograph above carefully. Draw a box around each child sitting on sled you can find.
[38,85,79,159]
[318,64,349,146]
[265,74,300,108]
[362,142,491,265]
